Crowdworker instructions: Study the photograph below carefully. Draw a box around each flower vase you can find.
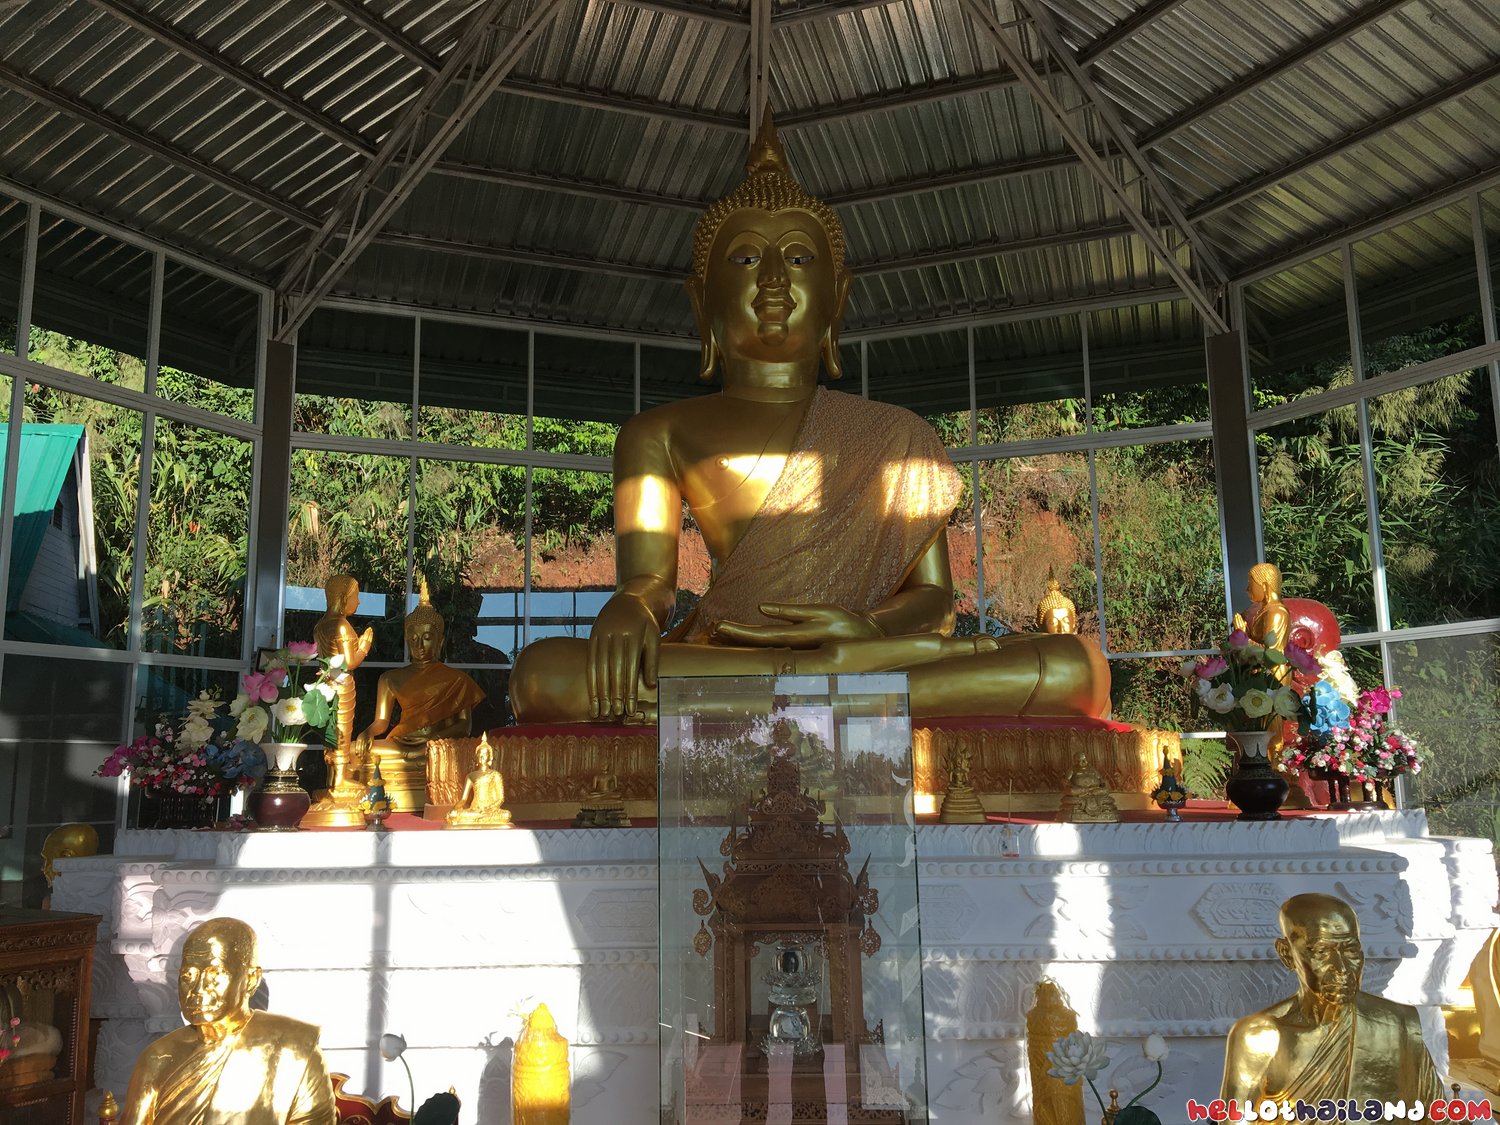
[248,742,312,831]
[1224,729,1288,821]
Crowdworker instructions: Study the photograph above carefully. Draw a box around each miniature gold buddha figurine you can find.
[120,917,336,1124]
[937,739,986,824]
[508,107,1108,726]
[1221,893,1441,1106]
[573,771,631,828]
[312,576,373,786]
[1057,753,1119,823]
[1027,979,1085,1125]
[356,578,486,814]
[445,733,513,829]
[41,821,98,906]
[1037,570,1078,634]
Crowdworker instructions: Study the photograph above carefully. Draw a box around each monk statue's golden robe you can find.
[386,662,487,745]
[671,388,960,643]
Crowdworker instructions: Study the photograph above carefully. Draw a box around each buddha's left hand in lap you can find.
[711,603,883,648]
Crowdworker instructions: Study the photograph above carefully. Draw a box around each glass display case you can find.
[658,674,928,1124]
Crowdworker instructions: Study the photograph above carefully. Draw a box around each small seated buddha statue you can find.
[446,733,512,829]
[574,771,631,828]
[355,578,486,814]
[508,108,1109,726]
[1058,753,1119,823]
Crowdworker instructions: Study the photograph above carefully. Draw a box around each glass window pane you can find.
[975,315,1086,442]
[1244,251,1350,400]
[7,384,140,648]
[1096,440,1224,653]
[133,664,241,736]
[532,334,631,454]
[975,452,1096,639]
[1393,631,1499,850]
[639,343,714,411]
[143,419,251,659]
[866,330,971,445]
[417,319,527,448]
[1089,299,1210,428]
[1354,201,1484,378]
[415,459,526,663]
[296,308,414,441]
[158,261,258,420]
[0,193,24,355]
[1257,409,1376,633]
[1109,655,1200,729]
[529,467,614,643]
[29,213,152,391]
[1367,369,1500,628]
[285,450,411,662]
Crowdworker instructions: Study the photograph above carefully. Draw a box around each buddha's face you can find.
[407,621,441,663]
[1279,910,1363,1005]
[475,742,493,769]
[179,932,259,1026]
[694,208,847,366]
[340,586,361,615]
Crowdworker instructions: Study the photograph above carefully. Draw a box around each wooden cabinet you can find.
[0,906,101,1125]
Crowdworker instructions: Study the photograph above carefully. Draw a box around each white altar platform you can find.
[51,811,1496,1124]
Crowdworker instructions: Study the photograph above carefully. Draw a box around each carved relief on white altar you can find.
[575,888,656,947]
[1019,880,1149,942]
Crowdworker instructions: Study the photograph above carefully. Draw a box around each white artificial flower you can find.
[271,697,307,727]
[187,691,219,721]
[236,705,270,744]
[179,715,214,750]
[1204,683,1237,713]
[1046,1031,1110,1085]
[326,653,346,670]
[1195,677,1214,699]
[1178,657,1199,677]
[315,680,337,702]
[1240,688,1274,719]
[378,1033,407,1061]
[228,692,250,718]
[1271,687,1302,719]
[1318,650,1360,705]
[1143,1033,1169,1061]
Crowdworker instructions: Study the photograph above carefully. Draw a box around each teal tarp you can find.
[2,423,85,613]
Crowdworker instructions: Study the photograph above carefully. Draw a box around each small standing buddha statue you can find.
[1058,753,1119,823]
[355,578,487,815]
[445,733,513,829]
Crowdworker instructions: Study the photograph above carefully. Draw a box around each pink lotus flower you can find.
[1227,629,1250,648]
[1196,656,1229,678]
[241,672,280,703]
[1285,643,1320,675]
[286,641,317,660]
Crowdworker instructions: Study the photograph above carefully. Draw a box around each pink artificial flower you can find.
[286,641,317,661]
[1196,656,1229,678]
[1285,643,1320,676]
[241,672,280,703]
[1227,629,1251,648]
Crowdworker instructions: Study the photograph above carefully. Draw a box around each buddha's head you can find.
[405,576,444,664]
[41,822,99,887]
[179,917,260,1027]
[1247,561,1283,605]
[475,732,493,770]
[1277,893,1363,1007]
[687,106,851,384]
[1037,573,1078,635]
[325,574,360,617]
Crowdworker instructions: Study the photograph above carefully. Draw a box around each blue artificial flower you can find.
[231,739,267,783]
[1310,680,1351,735]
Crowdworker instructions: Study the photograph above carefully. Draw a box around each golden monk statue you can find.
[41,821,98,906]
[121,917,335,1124]
[509,108,1108,725]
[312,575,373,788]
[1037,571,1078,634]
[445,733,512,828]
[356,578,486,814]
[1233,562,1291,674]
[1222,893,1441,1107]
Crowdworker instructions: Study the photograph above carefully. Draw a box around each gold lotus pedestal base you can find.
[424,721,1177,820]
[300,791,365,829]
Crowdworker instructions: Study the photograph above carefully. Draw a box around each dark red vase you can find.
[248,770,311,831]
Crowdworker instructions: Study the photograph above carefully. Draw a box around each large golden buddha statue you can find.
[509,109,1108,724]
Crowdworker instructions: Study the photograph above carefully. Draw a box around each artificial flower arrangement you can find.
[1047,1029,1167,1124]
[1278,649,1423,784]
[97,697,266,799]
[1177,628,1309,731]
[0,1015,20,1067]
[228,641,342,752]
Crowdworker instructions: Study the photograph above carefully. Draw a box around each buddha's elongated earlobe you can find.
[686,277,718,382]
[822,269,853,380]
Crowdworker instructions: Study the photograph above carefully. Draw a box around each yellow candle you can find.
[513,1003,570,1124]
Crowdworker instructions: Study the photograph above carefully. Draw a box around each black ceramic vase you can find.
[1224,729,1288,821]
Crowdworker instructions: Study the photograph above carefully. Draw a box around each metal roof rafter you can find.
[274,0,569,343]
[958,0,1229,332]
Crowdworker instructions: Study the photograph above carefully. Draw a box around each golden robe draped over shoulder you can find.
[389,662,487,740]
[676,389,963,644]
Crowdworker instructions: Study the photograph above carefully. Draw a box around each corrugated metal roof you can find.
[0,0,1494,353]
